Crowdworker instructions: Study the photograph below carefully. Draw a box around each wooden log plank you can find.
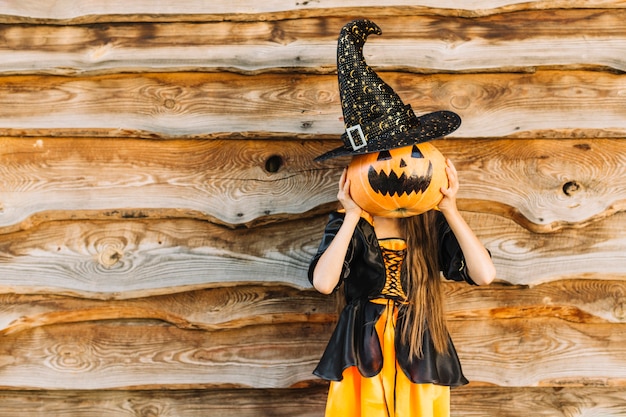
[0,386,623,417]
[451,386,626,417]
[0,72,341,138]
[451,317,626,387]
[0,285,339,336]
[0,211,625,296]
[0,280,621,338]
[0,217,323,297]
[0,320,332,389]
[444,280,626,324]
[2,10,626,75]
[0,313,623,389]
[0,137,338,230]
[471,210,626,285]
[0,71,625,139]
[443,138,626,231]
[1,1,625,23]
[0,387,328,417]
[3,137,623,231]
[0,386,624,417]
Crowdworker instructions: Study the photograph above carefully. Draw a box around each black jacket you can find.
[308,211,476,386]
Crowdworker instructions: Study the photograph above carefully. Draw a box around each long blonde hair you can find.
[399,211,449,358]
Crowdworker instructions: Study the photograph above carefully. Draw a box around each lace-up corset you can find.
[378,238,407,300]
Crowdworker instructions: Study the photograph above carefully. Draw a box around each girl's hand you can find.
[438,158,460,214]
[337,168,363,217]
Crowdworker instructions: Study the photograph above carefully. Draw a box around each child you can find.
[309,160,495,416]
[308,19,496,416]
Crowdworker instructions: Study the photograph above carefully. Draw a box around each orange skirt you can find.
[324,299,450,417]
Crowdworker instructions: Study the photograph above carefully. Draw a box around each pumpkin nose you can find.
[400,159,407,168]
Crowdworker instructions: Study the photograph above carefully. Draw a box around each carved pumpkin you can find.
[346,142,448,217]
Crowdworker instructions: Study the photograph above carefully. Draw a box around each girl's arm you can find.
[438,159,496,286]
[311,168,363,294]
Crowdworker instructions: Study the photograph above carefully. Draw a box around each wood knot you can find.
[450,94,471,110]
[164,98,176,109]
[264,155,283,173]
[138,405,161,417]
[98,246,124,268]
[49,343,93,372]
[562,181,580,196]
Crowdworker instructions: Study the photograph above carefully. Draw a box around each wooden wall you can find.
[0,1,625,415]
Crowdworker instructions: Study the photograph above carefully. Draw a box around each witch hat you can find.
[315,19,461,162]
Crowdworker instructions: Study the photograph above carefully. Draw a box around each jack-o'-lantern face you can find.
[346,142,448,217]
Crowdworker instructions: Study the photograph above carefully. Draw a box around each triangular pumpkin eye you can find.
[377,150,392,161]
[411,145,424,158]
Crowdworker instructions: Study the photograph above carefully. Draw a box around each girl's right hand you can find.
[337,168,363,217]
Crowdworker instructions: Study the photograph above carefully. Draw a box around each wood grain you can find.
[0,304,623,389]
[2,137,623,230]
[0,387,329,416]
[2,10,626,75]
[436,138,626,231]
[0,386,623,417]
[0,216,324,297]
[466,210,626,285]
[0,211,625,296]
[0,281,624,390]
[0,71,626,139]
[0,137,338,229]
[451,386,626,417]
[451,317,626,387]
[0,72,340,138]
[0,285,339,336]
[0,3,624,414]
[1,279,620,337]
[444,280,626,324]
[1,1,625,23]
[0,320,332,390]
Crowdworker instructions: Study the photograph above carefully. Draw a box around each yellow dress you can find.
[324,238,450,417]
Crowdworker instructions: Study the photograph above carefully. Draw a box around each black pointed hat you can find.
[315,19,461,162]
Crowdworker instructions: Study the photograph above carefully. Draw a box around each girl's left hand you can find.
[438,158,459,213]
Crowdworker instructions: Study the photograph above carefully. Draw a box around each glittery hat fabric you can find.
[315,19,461,162]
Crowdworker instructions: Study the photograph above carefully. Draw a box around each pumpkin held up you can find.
[314,19,459,217]
[346,142,448,218]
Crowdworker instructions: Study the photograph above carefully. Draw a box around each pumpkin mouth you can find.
[367,162,433,197]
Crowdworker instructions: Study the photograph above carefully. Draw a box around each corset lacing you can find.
[378,238,407,301]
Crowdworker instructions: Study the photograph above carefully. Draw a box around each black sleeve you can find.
[436,212,478,285]
[307,212,354,289]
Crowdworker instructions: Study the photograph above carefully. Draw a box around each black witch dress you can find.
[308,211,477,387]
